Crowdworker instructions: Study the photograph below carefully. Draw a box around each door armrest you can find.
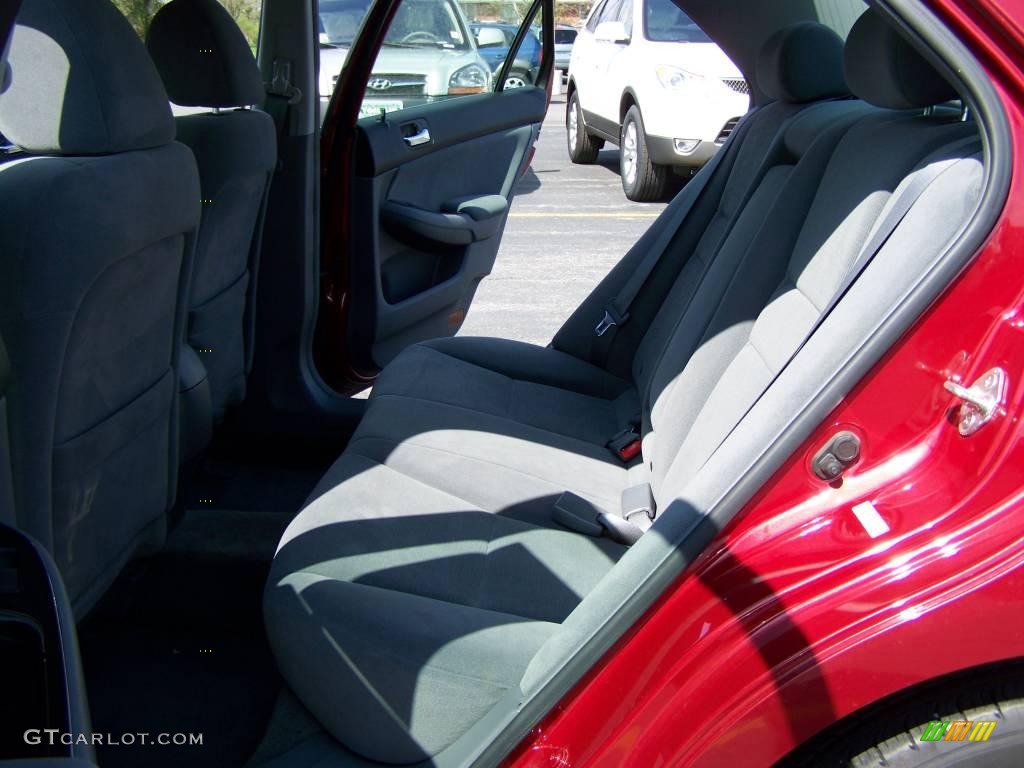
[381,194,508,247]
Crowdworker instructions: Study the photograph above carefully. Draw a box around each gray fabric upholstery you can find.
[844,8,957,109]
[756,22,848,104]
[145,0,276,421]
[0,0,200,613]
[266,454,623,764]
[146,0,265,108]
[371,337,638,445]
[174,110,276,418]
[0,0,175,155]
[265,16,982,764]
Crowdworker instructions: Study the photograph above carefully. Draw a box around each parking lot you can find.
[458,94,669,345]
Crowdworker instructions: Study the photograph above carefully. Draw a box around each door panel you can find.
[349,87,546,369]
[318,0,555,385]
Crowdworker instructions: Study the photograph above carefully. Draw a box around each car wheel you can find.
[620,105,669,202]
[782,667,1024,768]
[567,91,601,164]
[503,70,530,89]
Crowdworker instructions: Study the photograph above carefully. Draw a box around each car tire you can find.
[781,665,1024,768]
[620,105,669,202]
[503,70,530,89]
[567,91,601,164]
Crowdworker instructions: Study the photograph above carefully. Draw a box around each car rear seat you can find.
[264,11,984,765]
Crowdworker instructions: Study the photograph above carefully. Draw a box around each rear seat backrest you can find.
[631,22,861,395]
[553,23,851,387]
[644,9,969,503]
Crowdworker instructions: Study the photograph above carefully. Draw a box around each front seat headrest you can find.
[756,22,849,104]
[844,8,958,109]
[146,0,265,109]
[0,0,175,155]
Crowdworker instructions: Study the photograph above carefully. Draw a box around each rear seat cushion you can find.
[265,453,624,763]
[371,336,638,447]
[348,394,633,526]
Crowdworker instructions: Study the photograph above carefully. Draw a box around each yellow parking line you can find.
[509,211,660,219]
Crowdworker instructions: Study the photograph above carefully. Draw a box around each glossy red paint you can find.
[504,2,1024,766]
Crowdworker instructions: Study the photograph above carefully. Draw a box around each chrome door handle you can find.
[403,128,431,147]
[944,367,1007,436]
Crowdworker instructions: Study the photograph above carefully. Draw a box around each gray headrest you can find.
[844,9,957,109]
[146,0,264,109]
[757,23,848,104]
[0,0,174,155]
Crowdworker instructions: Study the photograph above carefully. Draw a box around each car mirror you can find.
[475,28,506,48]
[594,21,629,44]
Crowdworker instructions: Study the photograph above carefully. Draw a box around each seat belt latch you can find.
[595,305,628,337]
[607,425,642,463]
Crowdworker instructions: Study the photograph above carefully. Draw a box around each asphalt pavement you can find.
[457,94,669,345]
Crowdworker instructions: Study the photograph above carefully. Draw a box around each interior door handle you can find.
[403,128,431,147]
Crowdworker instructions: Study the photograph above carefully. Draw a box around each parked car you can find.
[3,0,1024,767]
[318,0,491,119]
[567,0,750,200]
[470,22,542,89]
[553,23,578,74]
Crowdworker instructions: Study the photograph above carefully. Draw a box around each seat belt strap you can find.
[592,111,756,342]
[700,136,980,470]
[264,58,301,170]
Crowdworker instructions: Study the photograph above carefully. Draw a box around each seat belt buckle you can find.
[607,426,642,463]
[621,483,656,523]
[552,492,644,546]
[595,306,628,337]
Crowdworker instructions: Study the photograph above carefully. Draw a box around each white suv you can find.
[567,0,749,201]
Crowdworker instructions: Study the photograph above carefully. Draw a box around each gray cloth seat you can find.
[0,0,200,614]
[265,15,985,765]
[147,0,276,421]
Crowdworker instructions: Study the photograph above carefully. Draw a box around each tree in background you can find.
[111,0,159,37]
[111,0,261,50]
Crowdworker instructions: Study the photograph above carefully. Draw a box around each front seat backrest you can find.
[0,0,200,615]
[147,0,277,423]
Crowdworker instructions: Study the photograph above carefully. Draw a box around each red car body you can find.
[506,0,1024,765]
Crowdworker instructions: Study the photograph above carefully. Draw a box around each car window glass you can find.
[111,0,262,49]
[554,29,577,45]
[644,0,711,43]
[477,0,547,92]
[813,0,869,37]
[598,0,625,27]
[620,0,634,37]
[585,0,609,32]
[317,0,487,122]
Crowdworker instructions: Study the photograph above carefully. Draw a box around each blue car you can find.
[470,22,541,89]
